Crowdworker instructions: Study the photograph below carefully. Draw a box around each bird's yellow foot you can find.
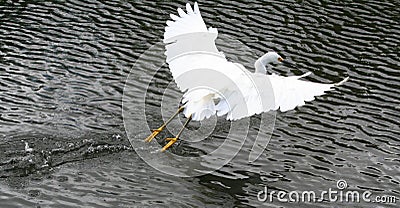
[162,137,178,152]
[144,127,164,142]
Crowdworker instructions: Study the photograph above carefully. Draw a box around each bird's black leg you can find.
[162,114,192,152]
[144,106,184,142]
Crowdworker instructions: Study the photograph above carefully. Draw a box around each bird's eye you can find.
[278,57,284,62]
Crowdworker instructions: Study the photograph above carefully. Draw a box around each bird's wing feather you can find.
[268,73,347,112]
[164,2,231,92]
[216,72,275,121]
[164,2,261,121]
[164,2,220,66]
[218,73,347,120]
[164,2,208,43]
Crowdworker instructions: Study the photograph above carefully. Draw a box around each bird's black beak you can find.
[282,61,300,69]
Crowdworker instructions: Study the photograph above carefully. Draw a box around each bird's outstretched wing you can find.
[268,73,348,112]
[164,3,275,121]
[164,2,209,44]
[164,2,226,93]
[215,72,347,120]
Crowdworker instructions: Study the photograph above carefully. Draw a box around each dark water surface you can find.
[1,0,399,207]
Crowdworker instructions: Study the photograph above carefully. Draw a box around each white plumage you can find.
[163,2,348,121]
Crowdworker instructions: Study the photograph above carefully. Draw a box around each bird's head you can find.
[264,52,284,64]
[255,51,284,74]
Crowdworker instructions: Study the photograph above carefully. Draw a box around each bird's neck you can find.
[254,58,268,74]
[254,53,274,74]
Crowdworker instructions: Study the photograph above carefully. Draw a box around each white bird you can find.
[145,2,348,151]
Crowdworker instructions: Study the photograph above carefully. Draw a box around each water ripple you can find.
[0,0,399,207]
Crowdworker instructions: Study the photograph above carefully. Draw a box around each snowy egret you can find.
[145,2,348,151]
